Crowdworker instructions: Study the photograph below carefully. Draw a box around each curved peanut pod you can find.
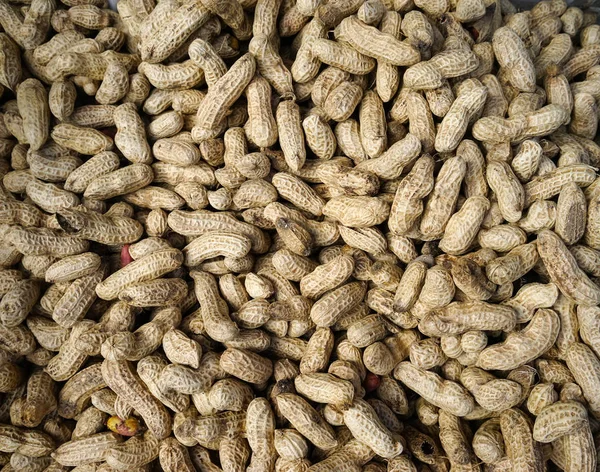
[479,224,527,252]
[439,196,490,255]
[292,20,326,85]
[533,400,588,443]
[551,423,596,472]
[274,428,308,460]
[162,329,202,369]
[276,393,338,450]
[438,410,480,468]
[310,38,375,75]
[51,432,121,466]
[0,200,44,227]
[95,61,130,105]
[246,397,276,460]
[113,103,152,164]
[310,281,366,327]
[168,210,269,253]
[486,160,525,223]
[295,373,354,406]
[335,119,368,163]
[375,12,402,103]
[0,323,36,356]
[405,91,435,154]
[154,139,202,167]
[342,399,403,459]
[566,342,600,419]
[9,452,54,471]
[258,267,301,301]
[524,164,596,206]
[394,362,475,417]
[276,100,306,172]
[220,348,272,384]
[570,245,600,277]
[96,249,183,300]
[359,90,387,158]
[473,418,505,464]
[118,278,188,307]
[57,209,144,246]
[139,60,205,90]
[140,3,211,63]
[0,423,55,457]
[183,232,252,266]
[300,254,354,300]
[493,27,536,92]
[17,79,50,151]
[0,33,22,91]
[522,104,569,140]
[500,408,544,472]
[563,44,600,81]
[191,270,239,342]
[309,440,373,471]
[502,282,559,324]
[26,179,79,214]
[388,155,434,235]
[323,196,389,227]
[272,172,325,217]
[249,34,294,99]
[0,200,37,227]
[84,164,154,200]
[535,33,572,79]
[27,312,69,351]
[420,301,517,337]
[476,308,560,370]
[192,54,256,141]
[420,156,466,239]
[253,0,282,38]
[160,436,196,472]
[180,410,246,448]
[101,359,172,439]
[357,132,421,181]
[472,114,527,144]
[160,357,220,398]
[45,252,102,283]
[393,260,427,313]
[335,16,420,66]
[511,140,543,183]
[101,307,180,361]
[487,243,539,287]
[399,64,436,93]
[105,431,160,469]
[408,48,481,89]
[245,76,278,148]
[0,279,40,327]
[45,320,95,382]
[538,229,600,306]
[57,363,106,419]
[11,0,54,48]
[0,361,23,392]
[461,368,522,412]
[68,103,117,128]
[435,80,487,153]
[53,268,105,328]
[51,123,114,155]
[138,355,190,413]
[268,295,311,322]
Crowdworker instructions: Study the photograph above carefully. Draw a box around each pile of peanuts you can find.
[1,0,600,469]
